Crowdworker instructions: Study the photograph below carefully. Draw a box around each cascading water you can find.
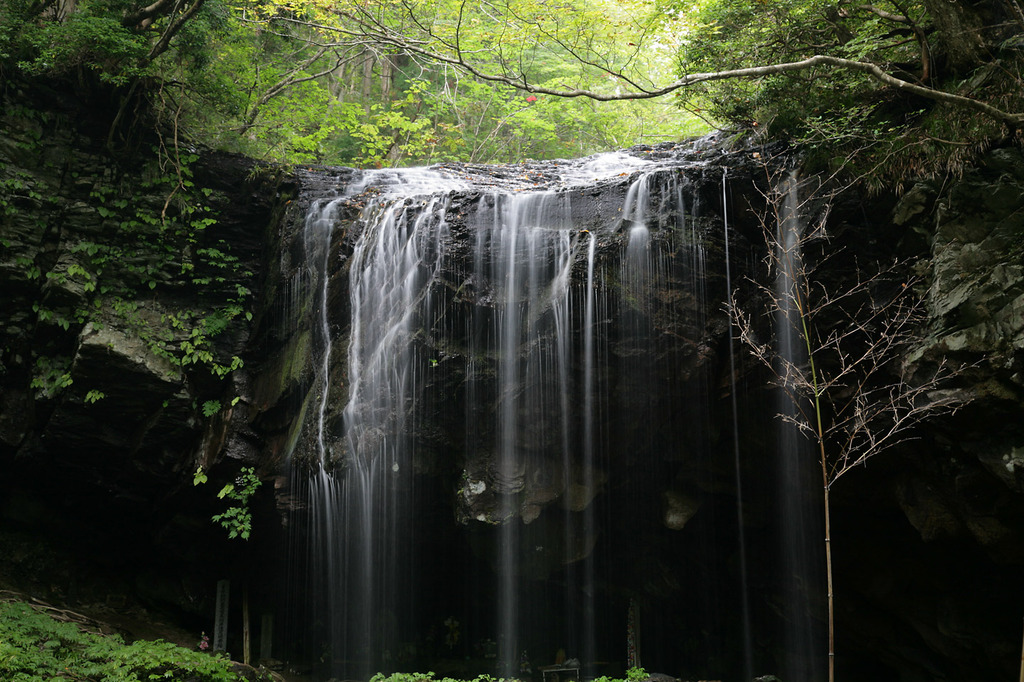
[721,172,754,681]
[292,171,470,678]
[774,171,826,682]
[279,147,793,681]
[473,189,578,673]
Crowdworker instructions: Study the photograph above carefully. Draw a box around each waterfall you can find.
[722,172,753,681]
[473,190,578,673]
[775,171,826,682]
[280,148,786,681]
[292,170,468,679]
[581,230,597,675]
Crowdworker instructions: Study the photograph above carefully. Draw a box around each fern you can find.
[0,600,242,681]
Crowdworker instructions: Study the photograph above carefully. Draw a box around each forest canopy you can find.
[1,0,1022,173]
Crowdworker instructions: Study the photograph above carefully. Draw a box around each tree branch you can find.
[122,0,176,29]
[237,45,338,134]
[337,13,1024,129]
[146,0,207,61]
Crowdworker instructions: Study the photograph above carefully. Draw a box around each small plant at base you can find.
[625,667,647,682]
[370,674,501,682]
[593,667,646,682]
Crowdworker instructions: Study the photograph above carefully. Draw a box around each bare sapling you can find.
[733,166,968,682]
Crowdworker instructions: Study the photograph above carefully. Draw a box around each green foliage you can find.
[679,0,890,129]
[0,172,44,219]
[594,666,646,682]
[29,355,73,398]
[32,301,88,331]
[369,673,497,682]
[17,12,148,85]
[2,123,251,412]
[195,466,262,540]
[2,0,703,164]
[78,153,248,383]
[625,667,647,682]
[674,0,1024,185]
[166,310,244,378]
[0,599,242,681]
[368,669,646,682]
[4,0,1020,176]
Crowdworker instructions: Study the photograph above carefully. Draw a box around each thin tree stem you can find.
[794,274,835,682]
[1019,617,1024,682]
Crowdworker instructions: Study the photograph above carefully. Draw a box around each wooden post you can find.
[1019,617,1024,682]
[242,585,251,666]
[260,614,274,662]
[213,580,230,653]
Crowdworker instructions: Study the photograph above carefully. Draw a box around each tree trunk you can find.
[362,49,375,109]
[919,0,986,72]
[380,54,393,102]
[822,452,835,682]
[1019,618,1024,682]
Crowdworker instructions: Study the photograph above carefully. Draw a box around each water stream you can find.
[721,171,754,681]
[279,148,815,680]
[774,172,826,682]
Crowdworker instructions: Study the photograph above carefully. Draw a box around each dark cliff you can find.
[0,77,294,629]
[2,76,1024,682]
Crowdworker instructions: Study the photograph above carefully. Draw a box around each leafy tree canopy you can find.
[1,0,1021,175]
[332,0,1024,182]
[0,0,704,164]
[677,0,1024,185]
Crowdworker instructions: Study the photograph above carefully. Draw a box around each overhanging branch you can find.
[338,16,1024,130]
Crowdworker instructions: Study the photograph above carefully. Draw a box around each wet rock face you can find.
[329,159,747,525]
[662,489,701,530]
[921,150,1024,360]
[0,81,291,616]
[900,147,1024,512]
[826,148,1024,681]
[260,146,1024,680]
[4,73,1024,682]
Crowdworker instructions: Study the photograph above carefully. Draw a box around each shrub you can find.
[0,599,242,681]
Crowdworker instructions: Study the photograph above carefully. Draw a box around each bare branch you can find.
[735,165,970,491]
[849,3,911,24]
